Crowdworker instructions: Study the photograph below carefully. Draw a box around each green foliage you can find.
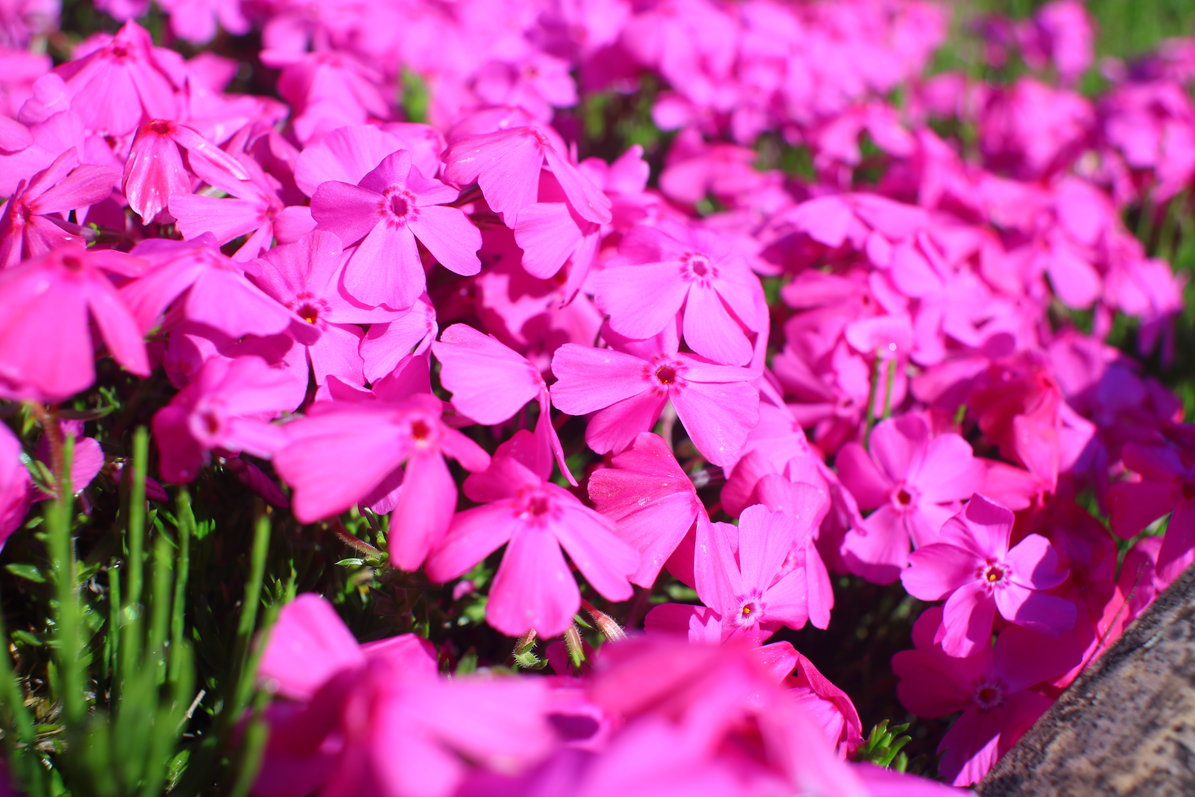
[855,719,914,772]
[0,427,282,795]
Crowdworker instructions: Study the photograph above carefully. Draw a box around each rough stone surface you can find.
[979,563,1195,796]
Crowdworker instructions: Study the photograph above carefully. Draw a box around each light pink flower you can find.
[426,432,637,637]
[0,245,148,402]
[274,393,490,570]
[312,149,481,310]
[594,222,766,366]
[902,494,1076,657]
[550,330,759,466]
[837,412,981,583]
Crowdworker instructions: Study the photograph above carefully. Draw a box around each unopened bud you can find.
[563,623,586,671]
[586,606,627,642]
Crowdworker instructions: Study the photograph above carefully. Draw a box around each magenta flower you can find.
[53,21,182,137]
[247,231,398,393]
[121,236,319,345]
[894,607,1083,786]
[122,119,250,224]
[256,594,553,797]
[0,148,119,266]
[550,330,759,466]
[311,149,481,310]
[152,355,295,484]
[837,412,981,583]
[1108,440,1195,570]
[273,393,490,570]
[902,494,1076,657]
[432,323,571,483]
[693,505,817,643]
[587,432,703,587]
[426,432,638,637]
[594,222,766,366]
[443,111,611,228]
[0,245,149,402]
[0,423,30,551]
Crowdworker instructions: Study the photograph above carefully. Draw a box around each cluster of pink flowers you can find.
[2,0,1194,790]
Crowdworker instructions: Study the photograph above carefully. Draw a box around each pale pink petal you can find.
[427,504,522,582]
[682,283,752,365]
[550,344,650,415]
[487,527,579,637]
[938,581,996,657]
[408,204,482,276]
[902,543,978,601]
[671,379,758,467]
[597,262,688,341]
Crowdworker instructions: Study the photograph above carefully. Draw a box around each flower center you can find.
[410,418,433,446]
[297,303,320,324]
[890,482,919,512]
[735,596,764,627]
[972,679,1006,711]
[383,189,417,227]
[655,365,677,384]
[681,252,716,281]
[977,560,1010,589]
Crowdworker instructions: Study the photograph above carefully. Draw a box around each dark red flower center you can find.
[655,365,678,385]
[297,303,320,324]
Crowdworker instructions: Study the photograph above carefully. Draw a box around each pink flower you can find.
[902,494,1076,657]
[255,594,553,797]
[247,231,397,394]
[550,329,759,466]
[311,149,481,310]
[443,110,611,227]
[693,505,819,643]
[0,423,30,551]
[894,607,1082,786]
[432,323,571,483]
[121,236,319,345]
[273,393,490,570]
[0,245,149,402]
[0,148,118,266]
[594,221,767,366]
[1108,439,1195,570]
[837,413,981,583]
[426,432,638,637]
[53,21,182,137]
[587,432,703,587]
[122,118,251,224]
[152,355,295,484]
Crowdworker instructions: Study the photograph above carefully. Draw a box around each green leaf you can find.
[5,563,46,583]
